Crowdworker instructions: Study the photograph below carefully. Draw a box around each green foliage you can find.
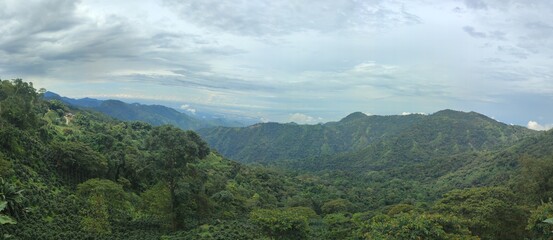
[527,201,553,240]
[0,178,26,220]
[322,213,355,239]
[363,212,477,240]
[80,193,112,234]
[387,203,415,215]
[2,79,553,239]
[199,113,427,163]
[0,79,44,130]
[146,125,210,229]
[199,110,535,165]
[249,208,311,239]
[165,220,262,239]
[518,155,553,204]
[45,91,243,130]
[141,182,172,228]
[434,187,528,240]
[0,156,13,178]
[0,201,16,225]
[50,141,108,180]
[321,198,352,214]
[77,178,130,222]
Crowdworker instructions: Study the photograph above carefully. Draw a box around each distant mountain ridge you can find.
[292,109,537,171]
[43,91,246,130]
[198,109,537,164]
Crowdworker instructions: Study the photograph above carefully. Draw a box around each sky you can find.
[1,0,553,129]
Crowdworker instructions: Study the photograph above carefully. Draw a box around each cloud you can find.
[489,30,506,40]
[527,121,553,131]
[463,26,487,38]
[121,71,277,92]
[163,0,421,36]
[401,112,427,116]
[288,113,321,124]
[0,1,155,78]
[496,45,529,59]
[180,104,196,114]
[2,0,553,125]
[464,0,487,10]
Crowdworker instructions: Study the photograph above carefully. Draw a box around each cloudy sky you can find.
[1,0,553,129]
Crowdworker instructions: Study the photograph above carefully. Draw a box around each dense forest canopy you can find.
[1,79,553,239]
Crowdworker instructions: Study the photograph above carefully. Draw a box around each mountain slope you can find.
[432,128,553,192]
[198,112,427,163]
[199,110,536,164]
[286,110,535,171]
[44,91,244,130]
[269,110,544,210]
[95,99,207,130]
[3,80,552,240]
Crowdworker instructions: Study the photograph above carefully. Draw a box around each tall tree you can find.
[145,125,209,230]
[434,187,528,240]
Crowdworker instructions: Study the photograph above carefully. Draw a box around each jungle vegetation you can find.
[1,79,553,239]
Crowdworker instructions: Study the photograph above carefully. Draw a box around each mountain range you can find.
[43,91,248,130]
[4,80,553,239]
[41,90,551,203]
[198,109,536,164]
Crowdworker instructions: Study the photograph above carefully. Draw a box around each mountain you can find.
[3,79,553,239]
[199,109,536,164]
[95,99,208,130]
[431,127,553,192]
[198,112,427,162]
[43,91,246,130]
[43,91,103,108]
[318,109,534,170]
[280,110,536,184]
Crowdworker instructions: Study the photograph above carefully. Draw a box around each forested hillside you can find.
[199,110,535,164]
[198,112,427,163]
[2,79,553,240]
[44,92,245,130]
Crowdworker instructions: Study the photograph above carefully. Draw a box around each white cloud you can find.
[2,1,553,125]
[180,104,196,114]
[401,112,427,116]
[527,121,553,131]
[164,0,421,36]
[289,113,321,124]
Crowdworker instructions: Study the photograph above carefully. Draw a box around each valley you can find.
[1,79,553,239]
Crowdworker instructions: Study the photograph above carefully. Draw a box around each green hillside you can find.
[2,79,553,240]
[198,112,427,163]
[294,109,534,171]
[44,92,246,130]
[97,99,207,130]
[199,109,535,164]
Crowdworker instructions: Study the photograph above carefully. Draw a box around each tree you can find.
[434,187,528,240]
[80,193,111,234]
[321,198,352,214]
[363,212,477,240]
[0,178,25,220]
[0,79,42,130]
[141,182,172,228]
[0,156,13,178]
[0,201,16,225]
[145,125,209,230]
[50,141,108,181]
[517,155,553,204]
[527,201,553,240]
[77,179,131,235]
[249,208,312,239]
[323,213,355,239]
